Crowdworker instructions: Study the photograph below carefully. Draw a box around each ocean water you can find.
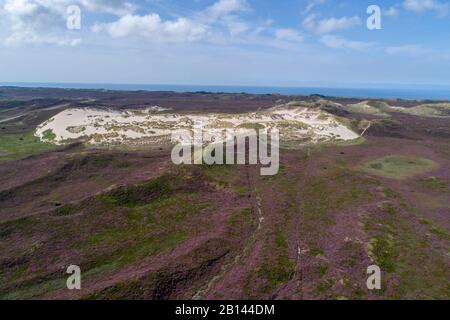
[1,82,449,100]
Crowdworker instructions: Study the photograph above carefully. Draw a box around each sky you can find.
[0,0,450,88]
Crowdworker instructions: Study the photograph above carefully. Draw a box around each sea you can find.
[1,82,449,100]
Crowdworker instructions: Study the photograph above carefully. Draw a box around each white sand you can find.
[35,105,359,145]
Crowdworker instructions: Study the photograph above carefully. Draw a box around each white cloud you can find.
[303,14,361,34]
[4,30,81,46]
[203,0,250,36]
[207,0,249,18]
[305,0,327,13]
[94,14,210,42]
[0,0,255,46]
[275,28,303,42]
[254,18,274,34]
[76,0,136,16]
[3,0,135,17]
[89,0,253,44]
[0,0,136,47]
[320,34,372,50]
[385,44,430,56]
[384,7,400,17]
[403,0,449,16]
[220,15,250,35]
[302,13,318,30]
[4,0,37,15]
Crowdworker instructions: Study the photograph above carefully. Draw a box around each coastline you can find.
[1,83,450,101]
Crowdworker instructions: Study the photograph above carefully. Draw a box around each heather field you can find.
[0,88,449,300]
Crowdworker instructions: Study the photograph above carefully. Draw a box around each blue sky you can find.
[0,0,449,87]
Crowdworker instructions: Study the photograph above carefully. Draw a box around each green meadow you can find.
[361,155,439,180]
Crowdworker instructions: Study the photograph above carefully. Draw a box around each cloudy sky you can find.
[0,0,449,87]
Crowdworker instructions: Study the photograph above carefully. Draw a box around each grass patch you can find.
[364,188,449,299]
[296,167,372,254]
[361,155,439,180]
[259,225,295,286]
[430,226,450,240]
[1,262,119,300]
[415,176,449,192]
[50,204,78,217]
[245,224,295,298]
[0,130,56,161]
[368,236,397,273]
[1,276,66,300]
[201,164,250,195]
[104,173,178,207]
[42,129,56,141]
[339,241,362,268]
[84,190,208,267]
[226,208,253,236]
[0,217,33,239]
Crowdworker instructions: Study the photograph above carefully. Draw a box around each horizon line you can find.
[2,81,450,90]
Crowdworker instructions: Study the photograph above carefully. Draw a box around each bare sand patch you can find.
[35,105,359,146]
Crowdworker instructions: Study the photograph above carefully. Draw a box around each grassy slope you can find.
[0,163,252,300]
[0,130,56,161]
[240,145,449,299]
[1,145,448,300]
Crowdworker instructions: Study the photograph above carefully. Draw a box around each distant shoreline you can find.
[1,83,450,101]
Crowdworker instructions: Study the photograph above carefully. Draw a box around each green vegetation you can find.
[86,238,231,300]
[414,176,449,191]
[361,155,439,180]
[105,173,178,207]
[0,170,215,299]
[1,277,67,300]
[66,126,86,134]
[201,164,250,196]
[226,208,253,236]
[50,204,78,217]
[80,175,207,267]
[344,101,390,117]
[1,262,119,300]
[369,236,397,272]
[0,130,56,161]
[430,226,450,240]
[338,241,362,269]
[209,120,234,128]
[298,167,372,255]
[0,217,33,240]
[391,103,450,118]
[1,110,449,300]
[260,225,295,286]
[42,129,56,141]
[246,224,295,297]
[237,123,265,130]
[364,186,450,299]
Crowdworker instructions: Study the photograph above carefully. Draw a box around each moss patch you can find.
[361,155,439,180]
